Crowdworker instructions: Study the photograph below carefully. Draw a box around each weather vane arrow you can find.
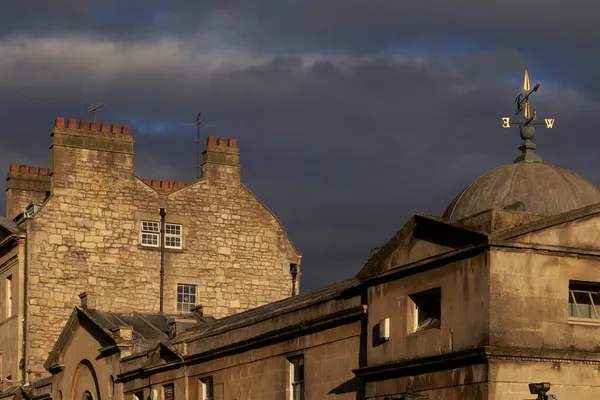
[501,69,555,163]
[501,69,555,129]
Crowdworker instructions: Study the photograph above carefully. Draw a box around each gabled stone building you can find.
[11,123,600,399]
[0,117,301,386]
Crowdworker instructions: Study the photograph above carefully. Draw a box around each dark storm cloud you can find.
[2,1,600,290]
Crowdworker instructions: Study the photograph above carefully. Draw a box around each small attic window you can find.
[409,287,441,332]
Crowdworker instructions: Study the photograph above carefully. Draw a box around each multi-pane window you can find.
[201,377,214,400]
[569,281,600,319]
[140,221,182,249]
[288,356,304,400]
[163,384,174,400]
[177,284,197,312]
[165,223,182,249]
[141,221,160,247]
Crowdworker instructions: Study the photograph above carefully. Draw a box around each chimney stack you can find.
[201,136,240,185]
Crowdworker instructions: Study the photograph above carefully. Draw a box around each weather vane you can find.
[501,69,555,163]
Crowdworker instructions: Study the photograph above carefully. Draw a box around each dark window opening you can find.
[569,281,600,319]
[163,384,174,400]
[409,287,441,332]
[201,376,214,400]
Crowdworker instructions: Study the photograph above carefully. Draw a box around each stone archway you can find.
[70,360,101,400]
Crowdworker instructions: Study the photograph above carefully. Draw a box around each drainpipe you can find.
[159,208,166,313]
[21,231,28,384]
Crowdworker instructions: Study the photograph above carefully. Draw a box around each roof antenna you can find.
[500,69,555,163]
[87,103,105,122]
[183,112,217,180]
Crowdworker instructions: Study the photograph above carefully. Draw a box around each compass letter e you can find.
[502,117,511,128]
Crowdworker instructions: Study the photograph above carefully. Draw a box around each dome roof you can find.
[443,161,600,221]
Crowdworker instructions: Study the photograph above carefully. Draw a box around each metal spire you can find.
[500,69,555,163]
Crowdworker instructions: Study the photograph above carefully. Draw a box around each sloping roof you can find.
[0,216,24,235]
[174,278,360,343]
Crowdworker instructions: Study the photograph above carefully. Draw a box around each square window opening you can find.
[569,281,600,320]
[163,384,174,400]
[141,221,160,247]
[408,287,441,332]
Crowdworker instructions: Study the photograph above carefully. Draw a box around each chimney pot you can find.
[122,126,131,135]
[55,117,65,128]
[38,167,47,176]
[160,180,168,189]
[28,166,36,175]
[79,120,89,130]
[151,180,159,188]
[67,118,76,129]
[19,165,27,173]
[217,137,227,147]
[111,124,121,134]
[142,178,150,185]
[90,121,99,131]
[177,182,185,189]
[9,164,18,173]
[228,138,237,148]
[206,136,217,146]
[100,123,109,133]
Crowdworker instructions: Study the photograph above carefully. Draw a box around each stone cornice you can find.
[353,346,600,380]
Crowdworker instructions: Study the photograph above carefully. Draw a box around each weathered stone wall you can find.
[5,165,51,220]
[367,251,490,367]
[23,117,300,375]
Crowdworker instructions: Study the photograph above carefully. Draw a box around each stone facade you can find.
[2,117,301,380]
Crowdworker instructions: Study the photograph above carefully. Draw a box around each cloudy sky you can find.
[2,1,599,291]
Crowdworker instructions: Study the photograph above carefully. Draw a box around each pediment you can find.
[357,215,488,279]
[497,204,600,250]
[44,307,117,372]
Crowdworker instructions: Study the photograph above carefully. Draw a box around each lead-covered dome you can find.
[443,161,600,221]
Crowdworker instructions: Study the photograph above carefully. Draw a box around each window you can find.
[82,391,93,400]
[165,223,182,249]
[140,221,182,249]
[409,287,441,332]
[163,384,174,400]
[200,376,214,400]
[177,284,197,312]
[288,356,304,400]
[6,275,12,318]
[141,221,159,247]
[569,281,600,319]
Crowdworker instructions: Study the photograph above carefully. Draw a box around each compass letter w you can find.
[544,119,555,128]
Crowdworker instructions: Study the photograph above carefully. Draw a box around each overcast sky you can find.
[2,1,600,292]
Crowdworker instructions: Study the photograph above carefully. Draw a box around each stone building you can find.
[0,117,301,386]
[11,121,600,399]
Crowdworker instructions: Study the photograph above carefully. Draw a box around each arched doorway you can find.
[70,360,101,400]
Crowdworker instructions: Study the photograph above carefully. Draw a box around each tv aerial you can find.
[86,103,105,122]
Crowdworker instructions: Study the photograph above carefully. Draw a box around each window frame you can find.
[568,281,600,321]
[6,275,12,318]
[177,283,197,313]
[288,355,304,400]
[164,223,182,249]
[140,220,160,248]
